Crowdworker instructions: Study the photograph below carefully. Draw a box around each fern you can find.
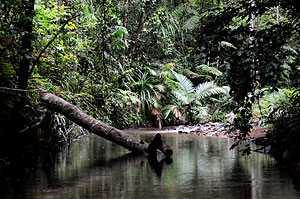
[182,15,200,31]
[117,89,140,104]
[196,64,222,77]
[281,45,298,55]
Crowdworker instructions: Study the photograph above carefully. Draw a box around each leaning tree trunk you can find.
[39,90,172,157]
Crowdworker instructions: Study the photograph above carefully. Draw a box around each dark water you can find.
[1,131,300,199]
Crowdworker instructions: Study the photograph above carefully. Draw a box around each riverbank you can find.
[125,122,269,154]
[128,122,267,141]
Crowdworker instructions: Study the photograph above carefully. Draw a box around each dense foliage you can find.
[0,0,300,165]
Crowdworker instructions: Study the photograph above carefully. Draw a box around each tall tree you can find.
[121,0,129,67]
[18,0,35,90]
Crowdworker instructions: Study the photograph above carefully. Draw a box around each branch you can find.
[0,86,33,92]
[29,13,80,75]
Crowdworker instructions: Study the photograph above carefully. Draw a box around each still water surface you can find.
[1,131,300,199]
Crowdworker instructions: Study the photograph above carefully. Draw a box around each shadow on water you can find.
[43,152,173,190]
[0,134,173,199]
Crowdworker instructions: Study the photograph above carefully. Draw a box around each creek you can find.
[1,130,300,199]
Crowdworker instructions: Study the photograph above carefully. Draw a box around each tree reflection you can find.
[147,155,173,177]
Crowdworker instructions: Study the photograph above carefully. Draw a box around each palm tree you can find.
[163,72,227,123]
[132,70,165,128]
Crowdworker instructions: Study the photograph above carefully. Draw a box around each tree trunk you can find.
[18,0,35,90]
[39,90,172,156]
[276,3,280,24]
[201,0,205,13]
[12,0,35,131]
[249,0,255,49]
[130,11,145,55]
[57,0,62,25]
[121,0,129,67]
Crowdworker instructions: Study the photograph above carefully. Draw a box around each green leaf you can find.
[196,64,223,76]
[183,15,200,31]
[221,41,237,49]
[174,73,195,95]
[163,105,178,119]
[195,81,226,100]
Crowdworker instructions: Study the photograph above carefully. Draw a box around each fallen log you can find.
[146,133,173,157]
[39,90,172,156]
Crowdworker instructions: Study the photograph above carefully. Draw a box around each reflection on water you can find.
[1,132,300,199]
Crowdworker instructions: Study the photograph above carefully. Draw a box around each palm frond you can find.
[146,66,158,76]
[163,105,177,119]
[165,14,180,37]
[221,41,237,49]
[281,45,298,55]
[152,98,160,109]
[196,64,222,76]
[174,73,195,95]
[172,90,189,105]
[157,11,180,38]
[195,81,226,100]
[161,65,176,81]
[155,84,165,92]
[163,105,182,120]
[182,69,200,78]
[162,73,178,87]
[220,86,230,97]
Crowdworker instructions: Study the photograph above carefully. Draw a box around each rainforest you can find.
[0,0,300,198]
